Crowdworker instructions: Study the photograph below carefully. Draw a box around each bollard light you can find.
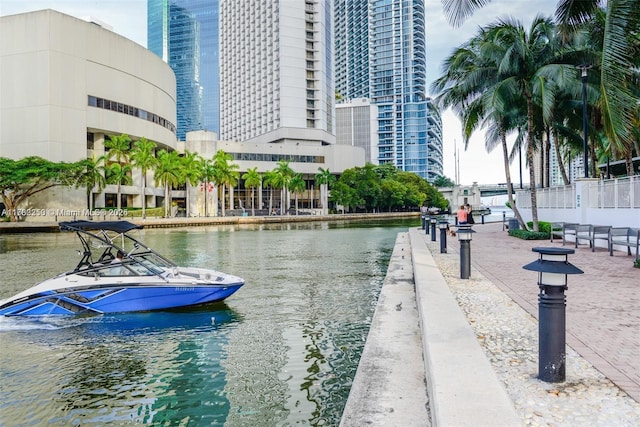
[523,247,583,383]
[456,224,475,279]
[430,216,437,241]
[438,220,448,253]
[421,215,426,230]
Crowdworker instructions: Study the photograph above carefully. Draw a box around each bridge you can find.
[478,183,530,197]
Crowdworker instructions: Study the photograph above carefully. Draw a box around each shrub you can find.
[527,221,552,234]
[509,229,549,240]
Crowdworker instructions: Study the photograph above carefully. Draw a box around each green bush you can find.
[509,229,550,240]
[124,207,165,218]
[527,221,552,234]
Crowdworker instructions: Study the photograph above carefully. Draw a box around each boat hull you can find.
[0,283,243,316]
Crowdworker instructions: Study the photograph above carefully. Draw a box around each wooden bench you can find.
[609,227,640,260]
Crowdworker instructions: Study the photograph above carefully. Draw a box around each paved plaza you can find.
[442,221,640,403]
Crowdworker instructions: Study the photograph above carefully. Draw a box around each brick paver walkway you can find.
[442,221,640,403]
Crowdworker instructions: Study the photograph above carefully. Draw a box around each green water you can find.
[0,218,417,426]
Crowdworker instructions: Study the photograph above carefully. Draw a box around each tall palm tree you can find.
[289,173,306,215]
[105,162,132,213]
[77,155,107,217]
[443,0,640,170]
[200,158,216,217]
[241,167,262,216]
[181,150,203,217]
[212,150,239,216]
[262,170,277,215]
[315,167,335,215]
[273,160,295,214]
[129,137,157,219]
[104,134,132,211]
[556,0,638,156]
[155,149,182,217]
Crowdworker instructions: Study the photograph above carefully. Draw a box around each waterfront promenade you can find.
[344,221,639,426]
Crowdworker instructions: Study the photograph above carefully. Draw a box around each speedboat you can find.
[0,220,245,316]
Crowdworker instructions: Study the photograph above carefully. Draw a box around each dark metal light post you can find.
[579,65,589,178]
[430,217,437,242]
[456,224,474,279]
[523,247,583,383]
[421,215,426,230]
[438,220,448,253]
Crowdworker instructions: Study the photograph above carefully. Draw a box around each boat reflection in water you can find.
[1,303,240,425]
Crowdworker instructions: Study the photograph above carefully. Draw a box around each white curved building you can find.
[0,9,177,213]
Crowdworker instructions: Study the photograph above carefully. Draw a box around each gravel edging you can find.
[423,238,640,427]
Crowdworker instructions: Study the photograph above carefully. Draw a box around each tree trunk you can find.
[553,129,570,185]
[526,94,539,231]
[499,128,527,228]
[251,187,255,216]
[545,127,551,187]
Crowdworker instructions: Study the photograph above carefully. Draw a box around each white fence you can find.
[515,176,640,228]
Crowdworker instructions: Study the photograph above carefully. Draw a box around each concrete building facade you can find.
[1,9,364,220]
[219,0,335,146]
[0,9,177,213]
[336,99,379,164]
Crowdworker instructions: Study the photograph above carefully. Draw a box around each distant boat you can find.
[0,220,244,316]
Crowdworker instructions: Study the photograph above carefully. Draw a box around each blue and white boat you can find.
[0,220,244,316]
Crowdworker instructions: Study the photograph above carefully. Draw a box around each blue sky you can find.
[2,0,559,185]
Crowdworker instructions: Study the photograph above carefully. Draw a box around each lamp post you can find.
[579,65,589,178]
[430,216,437,242]
[523,247,583,382]
[438,220,448,253]
[456,224,475,279]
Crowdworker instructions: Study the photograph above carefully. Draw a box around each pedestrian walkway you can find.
[442,221,640,403]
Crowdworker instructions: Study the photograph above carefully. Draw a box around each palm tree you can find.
[289,173,306,215]
[200,158,216,217]
[241,167,262,216]
[105,162,132,214]
[130,137,157,219]
[77,155,107,217]
[262,170,277,215]
[181,150,203,217]
[212,150,239,216]
[273,160,295,214]
[443,0,640,169]
[556,0,638,156]
[155,149,182,217]
[104,134,132,211]
[315,167,335,215]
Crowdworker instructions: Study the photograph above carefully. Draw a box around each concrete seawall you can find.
[341,228,521,426]
[0,212,420,233]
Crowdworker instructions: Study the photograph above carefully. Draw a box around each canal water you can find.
[0,218,417,426]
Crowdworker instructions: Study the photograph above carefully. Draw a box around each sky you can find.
[1,0,559,185]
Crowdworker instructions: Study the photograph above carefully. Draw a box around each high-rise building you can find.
[334,0,443,182]
[219,0,335,145]
[148,0,219,140]
[336,98,378,163]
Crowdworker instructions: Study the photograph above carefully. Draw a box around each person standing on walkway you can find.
[457,205,468,224]
[465,204,475,224]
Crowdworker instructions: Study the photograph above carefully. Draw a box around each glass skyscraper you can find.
[335,0,443,181]
[148,0,219,141]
